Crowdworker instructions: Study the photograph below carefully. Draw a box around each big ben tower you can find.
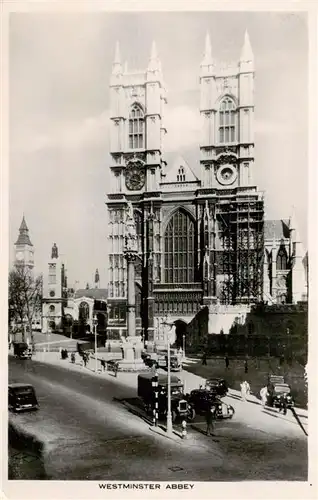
[14,215,34,269]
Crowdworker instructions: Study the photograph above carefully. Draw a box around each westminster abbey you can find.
[106,33,308,344]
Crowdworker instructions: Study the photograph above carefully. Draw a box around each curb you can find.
[149,426,183,443]
[8,419,45,457]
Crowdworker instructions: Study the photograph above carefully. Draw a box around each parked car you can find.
[187,389,235,419]
[267,378,294,409]
[205,378,228,397]
[8,383,39,412]
[13,342,32,360]
[141,351,158,368]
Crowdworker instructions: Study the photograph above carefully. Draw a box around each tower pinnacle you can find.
[201,32,213,66]
[112,41,122,75]
[15,215,33,246]
[200,32,214,76]
[240,29,254,63]
[148,41,160,72]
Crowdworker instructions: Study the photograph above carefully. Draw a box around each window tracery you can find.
[218,97,236,143]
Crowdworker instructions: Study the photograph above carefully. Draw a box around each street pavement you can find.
[8,353,308,481]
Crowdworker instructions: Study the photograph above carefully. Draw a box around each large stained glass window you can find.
[164,210,195,283]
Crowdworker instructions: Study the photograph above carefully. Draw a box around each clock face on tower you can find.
[16,252,24,261]
[125,162,145,191]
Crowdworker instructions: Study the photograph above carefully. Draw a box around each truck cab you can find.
[137,373,195,422]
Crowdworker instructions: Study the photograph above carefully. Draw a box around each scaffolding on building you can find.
[215,195,264,305]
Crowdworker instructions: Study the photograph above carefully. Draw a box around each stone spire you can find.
[15,215,33,246]
[51,243,58,259]
[200,32,214,76]
[95,268,100,288]
[201,32,213,66]
[112,41,122,75]
[148,41,160,72]
[240,29,254,63]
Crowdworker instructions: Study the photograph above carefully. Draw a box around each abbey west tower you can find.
[106,34,265,343]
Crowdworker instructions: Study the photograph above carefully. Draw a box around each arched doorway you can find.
[174,320,187,350]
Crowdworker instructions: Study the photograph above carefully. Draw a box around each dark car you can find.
[13,342,32,360]
[8,383,39,412]
[187,389,235,419]
[267,382,294,409]
[205,378,228,397]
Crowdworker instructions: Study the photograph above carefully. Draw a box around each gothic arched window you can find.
[164,210,195,283]
[277,248,287,270]
[79,301,90,322]
[129,104,144,149]
[218,97,236,143]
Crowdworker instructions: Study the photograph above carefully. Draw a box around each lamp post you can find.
[162,316,173,436]
[93,313,98,372]
[182,334,186,360]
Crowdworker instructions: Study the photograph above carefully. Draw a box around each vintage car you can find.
[138,373,196,422]
[205,378,228,397]
[267,381,294,409]
[8,383,39,412]
[187,389,235,419]
[13,342,32,360]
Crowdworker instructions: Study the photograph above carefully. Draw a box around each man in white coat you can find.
[260,386,268,407]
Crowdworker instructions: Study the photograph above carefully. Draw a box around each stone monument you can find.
[118,202,147,371]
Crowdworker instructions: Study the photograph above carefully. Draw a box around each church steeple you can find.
[240,30,254,70]
[147,41,161,73]
[200,32,214,76]
[95,268,100,288]
[112,41,122,76]
[15,215,33,246]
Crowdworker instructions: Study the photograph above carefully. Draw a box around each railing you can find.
[154,283,202,291]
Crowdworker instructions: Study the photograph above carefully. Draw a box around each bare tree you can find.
[9,265,42,347]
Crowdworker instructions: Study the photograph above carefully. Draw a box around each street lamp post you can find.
[182,334,186,359]
[93,313,98,372]
[162,316,173,436]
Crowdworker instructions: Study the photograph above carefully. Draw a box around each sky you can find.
[9,11,309,288]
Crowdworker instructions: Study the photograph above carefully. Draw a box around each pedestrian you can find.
[225,356,229,369]
[202,352,207,366]
[114,362,118,378]
[83,353,88,368]
[260,386,268,407]
[101,359,106,372]
[205,404,216,436]
[244,359,248,374]
[71,352,75,364]
[107,342,111,353]
[240,381,248,401]
[279,393,288,415]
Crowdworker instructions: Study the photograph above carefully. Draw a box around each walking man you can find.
[244,359,248,374]
[202,352,207,366]
[240,381,250,401]
[206,404,216,436]
[260,386,268,407]
[225,356,229,369]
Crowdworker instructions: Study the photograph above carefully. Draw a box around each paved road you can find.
[9,357,307,481]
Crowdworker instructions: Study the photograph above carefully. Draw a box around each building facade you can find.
[105,33,307,342]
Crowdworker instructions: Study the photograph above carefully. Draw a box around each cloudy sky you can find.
[9,11,308,288]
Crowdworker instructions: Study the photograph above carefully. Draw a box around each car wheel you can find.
[228,405,235,418]
[187,408,196,421]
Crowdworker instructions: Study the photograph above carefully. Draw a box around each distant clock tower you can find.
[14,216,34,269]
